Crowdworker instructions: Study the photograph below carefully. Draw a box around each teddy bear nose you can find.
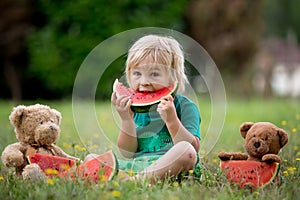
[49,125,53,131]
[254,141,260,148]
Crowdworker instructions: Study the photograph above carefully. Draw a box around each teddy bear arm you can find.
[218,151,248,161]
[51,145,80,162]
[261,154,281,163]
[1,143,26,168]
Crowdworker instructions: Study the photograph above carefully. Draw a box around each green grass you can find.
[0,98,299,200]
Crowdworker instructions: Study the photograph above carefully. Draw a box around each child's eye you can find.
[132,71,141,76]
[150,72,159,77]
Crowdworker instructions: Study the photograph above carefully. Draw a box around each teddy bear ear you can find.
[240,122,254,138]
[52,108,62,125]
[277,128,288,148]
[9,105,27,127]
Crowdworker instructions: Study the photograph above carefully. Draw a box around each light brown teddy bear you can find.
[218,122,288,163]
[1,104,79,180]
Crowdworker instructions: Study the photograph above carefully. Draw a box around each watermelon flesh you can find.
[220,160,279,188]
[59,150,118,183]
[76,150,118,182]
[27,154,76,176]
[113,79,177,113]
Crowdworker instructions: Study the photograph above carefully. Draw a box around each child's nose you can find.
[140,76,150,85]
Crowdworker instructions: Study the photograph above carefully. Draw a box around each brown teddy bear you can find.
[1,104,79,180]
[218,122,288,163]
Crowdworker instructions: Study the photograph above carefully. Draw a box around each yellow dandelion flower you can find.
[281,120,287,126]
[74,145,81,150]
[113,181,119,187]
[292,128,297,133]
[99,183,105,189]
[93,134,100,138]
[212,159,218,164]
[63,142,70,148]
[81,147,86,151]
[200,150,206,155]
[293,146,298,151]
[295,158,300,161]
[45,168,58,175]
[189,169,194,174]
[60,164,71,170]
[98,175,108,182]
[287,167,296,174]
[0,176,4,181]
[288,167,296,171]
[283,171,288,176]
[128,170,135,177]
[47,179,55,185]
[173,181,179,187]
[284,159,288,163]
[253,191,260,195]
[111,190,121,197]
[297,152,300,156]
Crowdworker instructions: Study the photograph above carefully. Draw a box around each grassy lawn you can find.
[0,97,299,199]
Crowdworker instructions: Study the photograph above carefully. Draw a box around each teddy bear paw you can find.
[2,152,25,168]
[218,151,248,161]
[261,154,281,163]
[22,164,46,181]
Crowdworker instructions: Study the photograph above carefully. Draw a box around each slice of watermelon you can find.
[27,154,76,176]
[220,160,280,188]
[113,79,178,113]
[75,150,118,182]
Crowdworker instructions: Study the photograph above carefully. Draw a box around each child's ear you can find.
[240,122,254,138]
[277,128,288,148]
[9,105,27,127]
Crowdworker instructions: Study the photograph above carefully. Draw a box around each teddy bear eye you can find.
[253,134,256,138]
[265,136,268,141]
[40,121,43,125]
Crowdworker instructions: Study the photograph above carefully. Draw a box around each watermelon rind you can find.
[113,78,178,113]
[220,160,280,188]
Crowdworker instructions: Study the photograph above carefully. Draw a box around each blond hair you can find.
[125,35,188,93]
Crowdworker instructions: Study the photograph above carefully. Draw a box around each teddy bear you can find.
[218,122,288,163]
[1,104,80,180]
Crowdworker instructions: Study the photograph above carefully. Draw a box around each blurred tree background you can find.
[1,0,299,101]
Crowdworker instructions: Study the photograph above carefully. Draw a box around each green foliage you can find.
[264,0,300,39]
[27,0,187,99]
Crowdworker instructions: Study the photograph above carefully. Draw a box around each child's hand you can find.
[157,94,177,123]
[111,91,133,120]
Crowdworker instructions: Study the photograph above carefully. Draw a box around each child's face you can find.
[128,62,171,92]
